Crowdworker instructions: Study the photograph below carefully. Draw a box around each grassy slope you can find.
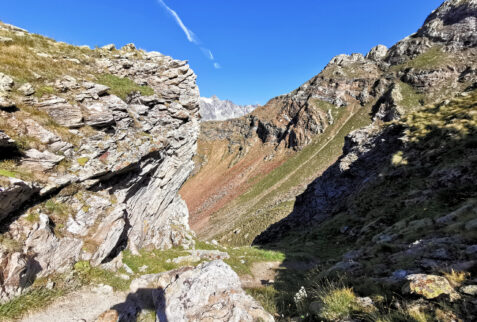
[192,44,474,247]
[208,102,373,245]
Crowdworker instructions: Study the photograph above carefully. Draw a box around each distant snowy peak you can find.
[199,96,259,121]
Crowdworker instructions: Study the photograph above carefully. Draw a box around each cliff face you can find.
[182,0,477,246]
[199,95,257,121]
[0,23,200,301]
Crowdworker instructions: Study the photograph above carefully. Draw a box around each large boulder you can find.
[402,274,456,299]
[18,83,35,96]
[22,149,65,171]
[83,101,115,127]
[155,260,274,321]
[126,260,273,321]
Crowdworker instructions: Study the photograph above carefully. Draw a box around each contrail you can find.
[157,0,221,68]
[201,47,214,60]
[158,0,198,44]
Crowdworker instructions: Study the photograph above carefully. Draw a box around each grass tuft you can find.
[310,280,357,321]
[76,157,89,166]
[443,269,469,287]
[96,74,154,100]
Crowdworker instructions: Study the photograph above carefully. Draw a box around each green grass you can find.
[224,246,285,275]
[0,168,16,178]
[44,200,69,217]
[0,235,22,253]
[245,286,279,316]
[0,160,35,182]
[122,248,191,275]
[74,261,131,291]
[398,81,425,109]
[74,247,202,292]
[76,157,89,166]
[0,160,18,179]
[311,282,357,321]
[34,85,55,98]
[0,288,64,320]
[96,74,154,100]
[310,99,337,113]
[392,46,450,71]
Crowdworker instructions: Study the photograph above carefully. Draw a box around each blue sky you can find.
[0,0,443,105]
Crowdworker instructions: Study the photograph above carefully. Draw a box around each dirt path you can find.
[20,287,128,322]
[240,261,281,288]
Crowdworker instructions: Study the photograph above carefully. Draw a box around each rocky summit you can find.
[0,0,477,321]
[199,95,258,121]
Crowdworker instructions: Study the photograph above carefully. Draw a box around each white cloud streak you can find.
[158,0,198,44]
[157,0,221,69]
[201,47,214,60]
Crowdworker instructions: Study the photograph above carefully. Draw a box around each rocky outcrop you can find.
[403,274,457,300]
[386,0,477,64]
[0,131,15,149]
[119,260,274,321]
[158,260,273,321]
[0,22,200,301]
[371,82,405,121]
[199,95,258,121]
[417,0,477,49]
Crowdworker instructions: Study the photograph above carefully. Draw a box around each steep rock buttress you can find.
[0,25,200,302]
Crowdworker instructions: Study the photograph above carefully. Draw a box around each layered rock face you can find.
[199,95,258,121]
[0,23,199,301]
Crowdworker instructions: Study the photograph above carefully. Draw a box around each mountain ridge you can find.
[199,95,258,121]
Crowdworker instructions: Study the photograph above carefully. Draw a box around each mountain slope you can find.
[255,87,477,321]
[247,0,477,319]
[182,0,477,247]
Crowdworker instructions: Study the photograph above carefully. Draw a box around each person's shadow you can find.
[109,287,167,322]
